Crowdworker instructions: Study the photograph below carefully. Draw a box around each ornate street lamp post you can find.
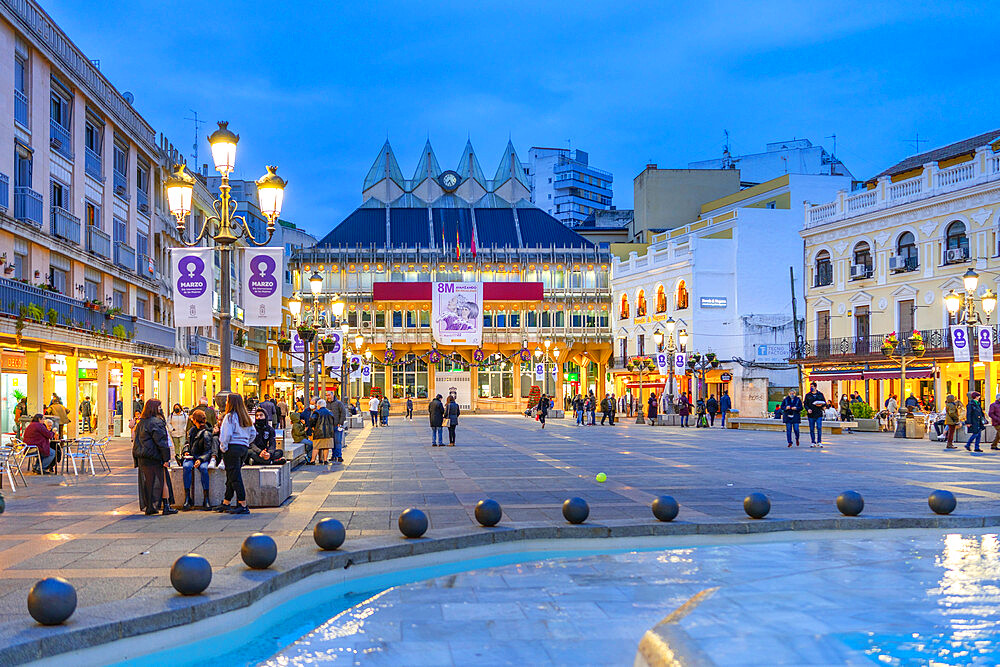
[945,268,997,397]
[686,352,720,402]
[882,330,926,437]
[626,356,657,423]
[166,122,286,406]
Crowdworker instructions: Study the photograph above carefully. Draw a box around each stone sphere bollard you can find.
[241,533,278,569]
[313,518,346,550]
[651,495,679,522]
[836,491,865,516]
[562,497,590,524]
[743,492,771,519]
[27,577,77,625]
[170,554,212,596]
[928,489,957,515]
[398,508,428,538]
[475,499,502,527]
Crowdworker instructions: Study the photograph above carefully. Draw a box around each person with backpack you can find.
[780,388,804,447]
[695,397,708,427]
[706,394,719,427]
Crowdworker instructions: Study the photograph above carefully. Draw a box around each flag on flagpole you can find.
[456,226,460,260]
[471,230,476,258]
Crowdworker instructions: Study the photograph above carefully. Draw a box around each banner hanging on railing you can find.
[242,247,283,326]
[432,282,483,347]
[978,326,994,362]
[951,325,971,362]
[171,247,214,325]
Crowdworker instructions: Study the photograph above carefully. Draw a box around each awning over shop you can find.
[809,366,935,381]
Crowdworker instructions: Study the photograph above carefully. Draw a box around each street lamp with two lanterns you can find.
[945,268,997,395]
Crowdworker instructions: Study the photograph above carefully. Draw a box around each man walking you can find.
[600,393,613,425]
[804,382,827,448]
[587,390,597,426]
[720,390,731,428]
[79,396,93,433]
[276,395,288,430]
[259,394,277,426]
[609,392,616,425]
[780,388,803,447]
[706,394,719,427]
[406,397,414,420]
[368,395,380,428]
[428,394,445,446]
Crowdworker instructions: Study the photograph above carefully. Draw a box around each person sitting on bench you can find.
[247,408,286,466]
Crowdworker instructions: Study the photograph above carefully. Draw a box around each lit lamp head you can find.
[678,328,689,348]
[208,121,239,175]
[963,268,979,293]
[544,338,552,351]
[364,348,372,360]
[534,347,542,359]
[653,330,664,347]
[984,289,997,317]
[340,322,350,335]
[665,316,676,334]
[945,290,961,315]
[354,334,364,350]
[331,295,346,318]
[256,166,286,226]
[165,164,195,229]
[309,271,323,297]
[288,293,302,319]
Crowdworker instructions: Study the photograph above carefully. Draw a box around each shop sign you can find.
[754,344,789,363]
[700,296,727,308]
[78,368,98,380]
[720,372,733,382]
[1,354,26,371]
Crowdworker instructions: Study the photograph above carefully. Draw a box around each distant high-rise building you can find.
[522,147,613,226]
[688,138,853,184]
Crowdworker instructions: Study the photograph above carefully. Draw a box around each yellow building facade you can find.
[796,130,1000,410]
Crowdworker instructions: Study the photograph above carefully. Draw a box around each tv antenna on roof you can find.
[904,132,929,155]
[184,110,206,165]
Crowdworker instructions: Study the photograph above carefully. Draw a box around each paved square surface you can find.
[1,414,998,625]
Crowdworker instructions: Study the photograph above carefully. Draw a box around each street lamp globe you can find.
[165,164,195,224]
[653,330,664,347]
[665,316,676,334]
[364,348,372,361]
[354,334,364,350]
[340,322,350,335]
[534,347,542,359]
[208,121,239,174]
[963,268,979,293]
[544,338,552,351]
[984,289,997,316]
[309,271,323,296]
[945,290,961,315]
[288,293,302,318]
[331,296,346,318]
[256,166,286,223]
[678,329,689,348]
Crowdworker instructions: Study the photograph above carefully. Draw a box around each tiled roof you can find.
[872,129,1000,180]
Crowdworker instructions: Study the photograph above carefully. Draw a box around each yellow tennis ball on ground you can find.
[596,472,607,483]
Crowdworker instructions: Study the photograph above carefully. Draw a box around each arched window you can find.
[676,280,689,310]
[945,221,969,263]
[619,294,630,320]
[815,250,833,287]
[851,242,872,279]
[655,284,667,313]
[895,232,917,271]
[636,289,647,317]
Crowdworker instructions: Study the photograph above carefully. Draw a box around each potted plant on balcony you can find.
[908,331,925,357]
[882,332,898,356]
[104,306,121,320]
[296,324,316,343]
[277,335,292,353]
[321,336,337,353]
[46,308,58,327]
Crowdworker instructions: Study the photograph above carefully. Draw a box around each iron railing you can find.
[136,188,149,215]
[49,120,74,160]
[14,89,28,127]
[50,206,81,244]
[113,170,128,199]
[86,225,111,259]
[0,172,8,211]
[0,276,129,335]
[134,317,176,349]
[790,328,968,360]
[13,186,43,226]
[85,147,103,180]
[113,241,136,272]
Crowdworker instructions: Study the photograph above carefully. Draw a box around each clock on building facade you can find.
[438,170,462,192]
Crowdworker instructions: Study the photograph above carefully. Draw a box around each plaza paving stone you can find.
[1,414,999,630]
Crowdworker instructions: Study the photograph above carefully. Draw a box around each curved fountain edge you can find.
[3,514,999,665]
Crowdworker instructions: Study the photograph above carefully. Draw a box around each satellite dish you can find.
[123,91,134,105]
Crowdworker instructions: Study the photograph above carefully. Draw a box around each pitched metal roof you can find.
[456,140,487,185]
[363,141,406,190]
[872,129,1000,180]
[493,139,529,187]
[411,139,442,184]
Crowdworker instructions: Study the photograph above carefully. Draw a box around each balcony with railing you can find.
[49,120,74,160]
[50,206,81,244]
[0,277,133,338]
[137,253,154,279]
[114,241,136,272]
[86,224,111,259]
[13,186,43,226]
[187,334,258,365]
[0,172,8,211]
[85,148,103,181]
[112,170,129,199]
[14,90,28,127]
[134,317,176,349]
[806,147,1000,228]
[790,327,966,361]
[136,187,149,216]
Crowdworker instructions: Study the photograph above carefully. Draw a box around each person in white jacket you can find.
[368,395,380,428]
[215,394,256,515]
[167,404,188,464]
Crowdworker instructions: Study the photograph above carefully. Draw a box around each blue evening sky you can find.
[44,0,997,237]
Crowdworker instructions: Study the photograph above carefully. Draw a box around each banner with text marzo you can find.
[171,247,214,325]
[242,247,283,326]
[432,282,483,347]
[978,326,994,362]
[951,325,971,362]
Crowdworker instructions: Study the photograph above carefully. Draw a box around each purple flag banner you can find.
[242,247,283,326]
[171,247,214,325]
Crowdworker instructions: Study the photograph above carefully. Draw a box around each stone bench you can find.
[729,418,858,435]
[167,461,292,507]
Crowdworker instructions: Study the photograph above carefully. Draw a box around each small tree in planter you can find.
[296,324,316,342]
[46,308,58,327]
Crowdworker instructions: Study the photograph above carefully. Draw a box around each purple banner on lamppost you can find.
[171,247,214,325]
[242,247,283,326]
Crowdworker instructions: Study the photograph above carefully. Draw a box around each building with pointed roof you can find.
[290,139,613,414]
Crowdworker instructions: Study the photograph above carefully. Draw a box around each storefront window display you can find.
[480,356,514,398]
[392,354,428,399]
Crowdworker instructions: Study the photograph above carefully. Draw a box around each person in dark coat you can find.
[965,391,986,453]
[133,399,177,515]
[444,395,461,446]
[22,414,57,473]
[780,389,804,447]
[258,395,277,425]
[677,393,691,427]
[706,394,719,427]
[803,382,827,448]
[428,394,445,446]
[600,394,614,426]
[537,393,549,429]
[247,407,285,466]
[181,409,213,510]
[719,390,732,428]
[647,392,658,426]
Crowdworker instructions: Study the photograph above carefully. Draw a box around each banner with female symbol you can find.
[951,325,971,362]
[171,247,214,325]
[242,248,284,326]
[978,326,994,362]
[655,352,670,374]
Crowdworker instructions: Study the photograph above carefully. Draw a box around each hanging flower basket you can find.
[428,349,441,363]
[881,341,895,356]
[296,325,316,342]
[277,338,291,352]
[321,337,337,353]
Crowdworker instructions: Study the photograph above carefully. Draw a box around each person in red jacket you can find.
[988,394,1000,450]
[22,414,57,473]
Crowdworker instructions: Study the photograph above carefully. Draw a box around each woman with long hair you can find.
[133,398,177,515]
[216,393,255,514]
[445,394,460,446]
[182,409,213,510]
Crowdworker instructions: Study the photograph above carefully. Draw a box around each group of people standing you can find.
[942,392,1000,452]
[570,392,620,426]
